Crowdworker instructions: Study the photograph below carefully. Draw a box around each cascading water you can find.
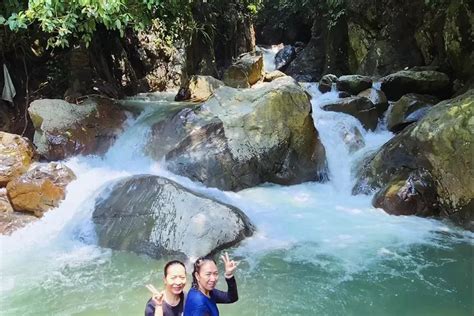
[1,54,472,315]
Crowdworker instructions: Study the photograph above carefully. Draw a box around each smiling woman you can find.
[184,253,239,316]
[146,260,187,316]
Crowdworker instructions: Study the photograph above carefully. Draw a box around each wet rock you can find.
[338,91,352,98]
[0,211,38,235]
[175,87,191,102]
[340,126,365,153]
[386,93,439,132]
[336,75,373,95]
[357,88,389,116]
[148,76,328,191]
[319,74,338,93]
[0,132,36,187]
[223,53,263,88]
[7,162,76,216]
[372,170,438,217]
[28,97,128,160]
[322,96,379,131]
[275,45,296,70]
[380,70,451,101]
[93,175,254,259]
[353,90,474,230]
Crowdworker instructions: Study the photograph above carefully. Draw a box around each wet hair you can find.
[164,260,186,277]
[191,256,217,289]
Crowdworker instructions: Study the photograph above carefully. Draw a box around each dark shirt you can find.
[145,292,185,316]
[183,276,238,316]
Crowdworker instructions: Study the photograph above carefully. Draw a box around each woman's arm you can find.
[212,275,238,304]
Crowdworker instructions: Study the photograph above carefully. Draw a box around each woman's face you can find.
[196,260,219,292]
[164,264,187,295]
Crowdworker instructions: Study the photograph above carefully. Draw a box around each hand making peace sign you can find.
[221,251,239,278]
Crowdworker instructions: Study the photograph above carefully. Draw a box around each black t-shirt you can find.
[145,292,184,316]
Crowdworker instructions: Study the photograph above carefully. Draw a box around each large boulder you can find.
[93,175,254,259]
[0,132,36,187]
[386,93,439,132]
[336,75,373,95]
[28,97,128,160]
[223,53,263,88]
[322,96,379,131]
[148,76,328,191]
[7,162,76,216]
[380,70,451,101]
[353,90,474,230]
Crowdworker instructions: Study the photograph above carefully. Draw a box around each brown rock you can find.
[7,162,76,216]
[0,188,13,213]
[0,211,38,235]
[223,53,263,88]
[0,132,36,187]
[322,96,379,130]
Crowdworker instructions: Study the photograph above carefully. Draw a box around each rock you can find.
[338,91,352,98]
[284,41,322,82]
[380,70,451,101]
[340,126,365,153]
[319,74,338,93]
[175,87,191,102]
[0,211,38,235]
[357,88,389,116]
[92,175,254,259]
[0,132,36,187]
[322,96,379,131]
[223,53,263,88]
[387,93,439,133]
[353,90,474,230]
[7,162,76,216]
[176,75,224,102]
[442,0,473,82]
[0,188,13,213]
[148,76,328,191]
[372,170,438,217]
[336,75,373,95]
[28,97,128,160]
[275,45,296,70]
[263,70,286,82]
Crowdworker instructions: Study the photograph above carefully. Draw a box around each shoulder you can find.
[184,289,211,314]
[144,298,155,316]
[185,288,208,305]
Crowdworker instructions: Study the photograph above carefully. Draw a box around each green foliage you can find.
[1,0,192,48]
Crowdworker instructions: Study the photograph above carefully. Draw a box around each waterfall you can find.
[1,63,472,315]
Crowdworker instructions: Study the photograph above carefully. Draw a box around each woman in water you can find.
[184,252,239,316]
[145,260,187,316]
